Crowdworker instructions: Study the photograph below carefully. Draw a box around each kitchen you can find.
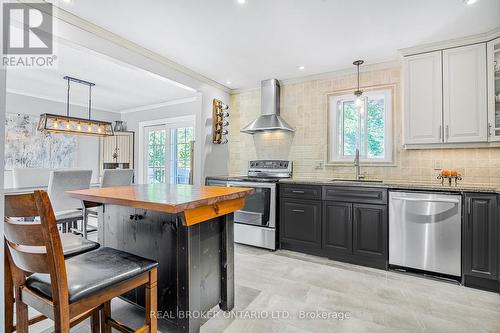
[2,1,500,333]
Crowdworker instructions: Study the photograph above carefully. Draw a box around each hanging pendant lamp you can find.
[353,60,364,106]
[38,76,114,136]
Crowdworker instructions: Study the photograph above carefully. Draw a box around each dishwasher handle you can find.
[391,197,460,204]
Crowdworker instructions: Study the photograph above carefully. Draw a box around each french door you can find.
[143,121,194,185]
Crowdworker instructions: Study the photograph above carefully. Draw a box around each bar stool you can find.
[82,169,134,238]
[47,170,92,233]
[4,197,100,333]
[4,190,158,333]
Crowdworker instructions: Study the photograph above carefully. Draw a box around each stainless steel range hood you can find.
[240,79,295,134]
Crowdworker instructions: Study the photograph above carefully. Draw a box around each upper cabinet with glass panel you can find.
[488,37,500,141]
[328,88,393,163]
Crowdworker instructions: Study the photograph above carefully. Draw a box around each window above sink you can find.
[328,86,394,164]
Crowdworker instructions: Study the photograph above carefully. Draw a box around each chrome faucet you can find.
[354,148,364,180]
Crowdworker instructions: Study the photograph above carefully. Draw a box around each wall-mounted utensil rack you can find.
[212,99,229,144]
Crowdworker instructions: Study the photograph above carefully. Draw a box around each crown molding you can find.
[33,1,231,93]
[120,96,199,114]
[399,26,500,57]
[230,60,401,95]
[6,88,116,113]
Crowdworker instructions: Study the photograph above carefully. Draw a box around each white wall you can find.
[5,92,120,184]
[50,13,230,184]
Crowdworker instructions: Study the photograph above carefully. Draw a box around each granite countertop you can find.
[206,175,500,193]
[279,178,500,193]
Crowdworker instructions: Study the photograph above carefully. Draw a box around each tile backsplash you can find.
[228,67,500,186]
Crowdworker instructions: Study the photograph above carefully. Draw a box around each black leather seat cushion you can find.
[60,233,100,258]
[26,247,158,303]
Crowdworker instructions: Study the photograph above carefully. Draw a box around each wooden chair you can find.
[4,190,158,333]
[4,230,100,333]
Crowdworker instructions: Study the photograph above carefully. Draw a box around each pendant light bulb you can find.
[355,97,362,107]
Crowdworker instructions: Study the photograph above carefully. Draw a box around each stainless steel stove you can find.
[206,160,292,250]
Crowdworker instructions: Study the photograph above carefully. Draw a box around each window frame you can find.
[328,86,394,164]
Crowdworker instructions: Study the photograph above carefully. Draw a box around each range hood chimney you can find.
[240,79,295,134]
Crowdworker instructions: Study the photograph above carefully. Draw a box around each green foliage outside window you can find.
[339,96,385,159]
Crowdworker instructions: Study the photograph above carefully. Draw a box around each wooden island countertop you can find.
[67,184,254,226]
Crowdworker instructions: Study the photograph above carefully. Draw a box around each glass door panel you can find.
[145,126,166,184]
[494,41,500,135]
[169,127,194,185]
[488,37,500,139]
[143,122,195,185]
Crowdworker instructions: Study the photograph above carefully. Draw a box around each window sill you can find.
[325,161,396,167]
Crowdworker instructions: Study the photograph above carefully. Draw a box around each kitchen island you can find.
[67,184,254,333]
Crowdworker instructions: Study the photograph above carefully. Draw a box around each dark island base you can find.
[97,205,234,333]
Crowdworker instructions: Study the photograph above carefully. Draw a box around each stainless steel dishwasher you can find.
[389,191,462,277]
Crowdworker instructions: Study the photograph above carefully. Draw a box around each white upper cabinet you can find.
[442,44,487,143]
[487,37,500,141]
[404,51,443,144]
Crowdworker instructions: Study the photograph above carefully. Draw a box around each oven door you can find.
[227,181,276,228]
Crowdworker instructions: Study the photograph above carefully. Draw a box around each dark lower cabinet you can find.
[322,201,387,269]
[352,203,387,260]
[280,198,322,255]
[464,193,498,290]
[280,184,388,269]
[323,201,352,255]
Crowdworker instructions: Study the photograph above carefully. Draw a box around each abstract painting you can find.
[5,113,77,169]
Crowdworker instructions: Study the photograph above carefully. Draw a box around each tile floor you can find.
[30,244,500,333]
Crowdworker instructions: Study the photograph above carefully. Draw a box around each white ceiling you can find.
[58,0,500,89]
[6,40,197,112]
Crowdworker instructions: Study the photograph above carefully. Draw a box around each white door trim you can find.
[138,115,196,184]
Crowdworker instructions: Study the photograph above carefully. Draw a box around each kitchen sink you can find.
[330,179,384,183]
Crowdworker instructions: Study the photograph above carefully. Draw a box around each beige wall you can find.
[228,67,500,186]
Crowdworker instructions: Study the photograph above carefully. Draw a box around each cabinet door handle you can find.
[467,197,472,230]
[488,122,492,136]
[445,125,449,140]
[292,209,305,213]
[292,190,305,194]
[439,125,442,141]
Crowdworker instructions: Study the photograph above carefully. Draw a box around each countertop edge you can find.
[67,186,255,213]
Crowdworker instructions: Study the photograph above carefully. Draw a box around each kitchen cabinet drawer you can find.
[323,186,387,205]
[280,184,321,200]
[280,198,322,254]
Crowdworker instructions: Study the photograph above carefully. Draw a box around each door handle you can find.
[392,197,460,204]
[439,125,442,141]
[292,209,305,213]
[292,190,305,194]
[445,125,449,140]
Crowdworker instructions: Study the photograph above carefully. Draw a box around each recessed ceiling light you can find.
[226,81,232,85]
[464,0,478,4]
[237,0,246,4]
[298,66,305,70]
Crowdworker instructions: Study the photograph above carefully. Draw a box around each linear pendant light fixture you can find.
[38,76,114,136]
[353,60,364,107]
